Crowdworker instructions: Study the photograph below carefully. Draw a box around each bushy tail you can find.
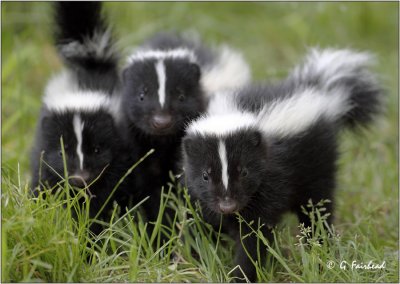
[288,48,384,129]
[53,1,120,92]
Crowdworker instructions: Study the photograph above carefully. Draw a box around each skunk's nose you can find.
[69,170,90,188]
[151,114,173,129]
[218,197,238,214]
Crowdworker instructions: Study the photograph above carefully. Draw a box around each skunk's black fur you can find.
[182,48,384,282]
[31,2,137,235]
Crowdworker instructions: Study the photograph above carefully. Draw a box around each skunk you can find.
[31,2,137,235]
[121,32,251,228]
[182,48,384,281]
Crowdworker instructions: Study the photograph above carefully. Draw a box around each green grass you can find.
[1,2,399,282]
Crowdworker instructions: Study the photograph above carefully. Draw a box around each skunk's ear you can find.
[183,135,207,159]
[250,131,262,147]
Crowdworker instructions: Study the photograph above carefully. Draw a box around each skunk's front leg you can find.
[232,222,273,282]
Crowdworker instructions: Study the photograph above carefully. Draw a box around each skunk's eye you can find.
[138,87,148,101]
[58,150,68,157]
[94,147,100,154]
[58,145,69,156]
[139,93,145,101]
[176,87,185,101]
[202,171,209,182]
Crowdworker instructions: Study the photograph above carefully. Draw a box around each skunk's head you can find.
[39,109,121,189]
[122,49,205,136]
[183,127,268,215]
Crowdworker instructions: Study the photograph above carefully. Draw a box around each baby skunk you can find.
[31,2,136,235]
[121,32,251,226]
[182,48,384,282]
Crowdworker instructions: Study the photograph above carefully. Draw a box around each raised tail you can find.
[53,1,120,93]
[287,48,384,129]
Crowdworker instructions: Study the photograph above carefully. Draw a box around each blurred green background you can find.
[1,2,398,282]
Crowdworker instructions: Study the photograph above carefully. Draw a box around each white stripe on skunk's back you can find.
[186,112,257,137]
[44,90,112,113]
[257,87,350,137]
[186,91,258,137]
[44,71,113,114]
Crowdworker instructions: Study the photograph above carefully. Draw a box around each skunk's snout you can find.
[151,114,173,129]
[69,170,90,188]
[218,197,238,214]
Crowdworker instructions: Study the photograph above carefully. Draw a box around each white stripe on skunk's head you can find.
[257,87,350,137]
[186,111,258,138]
[72,114,85,171]
[126,48,198,65]
[155,60,167,108]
